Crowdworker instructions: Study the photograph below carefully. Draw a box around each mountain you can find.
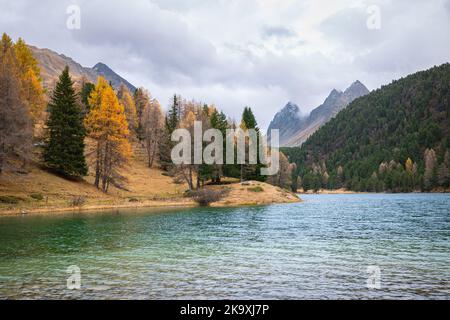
[93,62,136,92]
[267,81,369,147]
[29,45,136,93]
[266,102,302,145]
[283,63,450,192]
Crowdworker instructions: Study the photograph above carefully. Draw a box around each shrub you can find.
[248,186,264,192]
[0,195,24,204]
[191,188,229,207]
[30,193,44,201]
[128,197,139,203]
[69,195,86,207]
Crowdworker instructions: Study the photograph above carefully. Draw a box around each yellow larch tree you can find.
[85,76,132,193]
[141,98,164,167]
[13,38,45,126]
[117,84,138,134]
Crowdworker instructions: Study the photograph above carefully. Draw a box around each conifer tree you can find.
[80,78,95,115]
[43,66,87,178]
[118,84,138,134]
[159,94,180,171]
[85,77,131,192]
[424,148,437,190]
[166,94,179,134]
[0,33,33,174]
[13,38,45,126]
[239,107,265,181]
[133,87,150,138]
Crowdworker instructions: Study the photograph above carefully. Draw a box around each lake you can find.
[0,194,449,299]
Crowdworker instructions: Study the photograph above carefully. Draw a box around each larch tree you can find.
[141,98,164,168]
[133,87,150,138]
[13,37,45,126]
[437,150,449,187]
[117,84,138,135]
[85,77,132,193]
[267,151,293,189]
[424,148,437,190]
[0,33,33,174]
[405,158,414,174]
[43,66,87,178]
[84,76,109,187]
[173,110,197,190]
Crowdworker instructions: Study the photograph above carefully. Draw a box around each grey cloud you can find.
[1,0,449,130]
[262,26,297,39]
[319,6,384,50]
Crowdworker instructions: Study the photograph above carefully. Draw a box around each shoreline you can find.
[0,199,301,217]
[297,188,450,195]
[0,199,196,217]
[0,181,302,216]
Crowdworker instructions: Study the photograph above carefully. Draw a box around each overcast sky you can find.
[1,0,449,130]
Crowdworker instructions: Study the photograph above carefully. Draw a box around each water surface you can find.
[0,194,449,299]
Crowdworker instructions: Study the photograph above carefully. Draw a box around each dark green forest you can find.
[283,63,450,192]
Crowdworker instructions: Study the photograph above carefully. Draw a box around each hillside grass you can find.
[0,144,300,215]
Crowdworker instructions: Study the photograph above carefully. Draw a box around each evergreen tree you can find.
[210,109,229,182]
[80,79,95,114]
[158,95,180,171]
[241,107,259,133]
[166,94,179,134]
[239,107,265,181]
[43,66,87,178]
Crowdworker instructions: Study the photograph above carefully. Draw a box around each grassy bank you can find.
[0,154,300,216]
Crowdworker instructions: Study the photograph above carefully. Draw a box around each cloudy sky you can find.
[1,0,449,130]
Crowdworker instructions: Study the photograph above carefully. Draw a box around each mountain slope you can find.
[93,62,136,92]
[266,102,303,145]
[268,81,369,147]
[284,63,450,192]
[29,45,136,92]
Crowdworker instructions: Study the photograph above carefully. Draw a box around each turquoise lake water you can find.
[0,194,449,299]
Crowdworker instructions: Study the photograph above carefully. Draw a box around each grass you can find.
[248,186,264,192]
[30,193,44,201]
[0,142,300,214]
[0,142,187,213]
[0,195,24,204]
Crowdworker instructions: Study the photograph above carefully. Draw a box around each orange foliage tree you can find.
[84,77,132,193]
[13,38,45,126]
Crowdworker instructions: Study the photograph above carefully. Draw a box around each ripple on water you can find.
[0,193,449,299]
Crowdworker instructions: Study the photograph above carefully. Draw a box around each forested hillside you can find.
[1,33,299,213]
[283,63,450,192]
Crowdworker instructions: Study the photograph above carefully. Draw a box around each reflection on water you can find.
[0,194,449,299]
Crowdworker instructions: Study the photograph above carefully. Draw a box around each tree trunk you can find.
[149,140,157,168]
[94,141,101,188]
[0,142,4,175]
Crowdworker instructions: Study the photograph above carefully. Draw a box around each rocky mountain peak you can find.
[344,80,369,98]
[93,62,136,92]
[267,101,303,144]
[267,80,370,147]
